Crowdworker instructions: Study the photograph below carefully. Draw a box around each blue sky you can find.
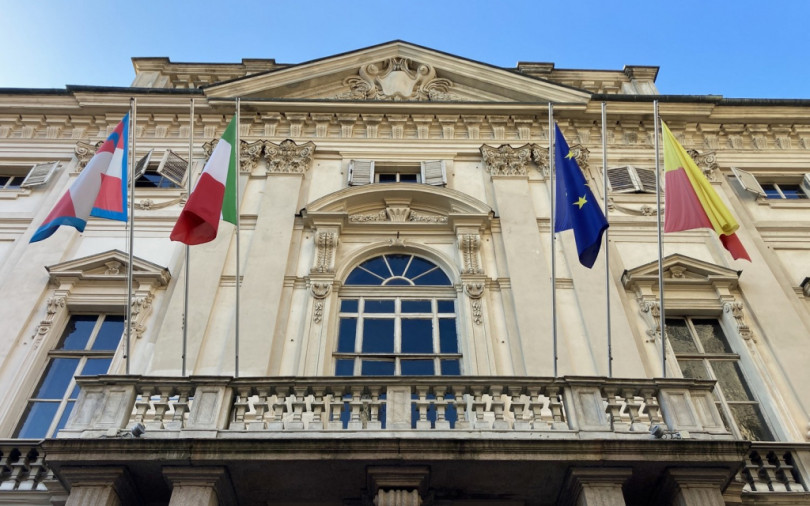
[1,0,807,98]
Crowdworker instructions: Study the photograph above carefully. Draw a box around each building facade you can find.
[1,41,810,505]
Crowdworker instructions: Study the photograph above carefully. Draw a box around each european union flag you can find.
[553,124,608,268]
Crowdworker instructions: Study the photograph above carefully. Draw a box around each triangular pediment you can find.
[47,250,171,286]
[622,254,740,290]
[205,41,591,104]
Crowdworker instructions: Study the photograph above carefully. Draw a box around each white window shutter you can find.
[730,167,766,197]
[133,150,154,181]
[634,167,658,192]
[348,160,374,185]
[607,166,641,193]
[421,160,446,186]
[157,150,189,187]
[801,173,810,198]
[20,161,58,188]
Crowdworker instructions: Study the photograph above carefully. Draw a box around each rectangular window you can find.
[607,165,658,193]
[348,160,446,186]
[335,297,460,376]
[15,314,124,438]
[731,167,810,200]
[667,317,773,441]
[134,150,187,188]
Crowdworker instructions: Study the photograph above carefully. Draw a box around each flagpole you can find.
[125,98,137,375]
[601,102,612,378]
[549,103,558,378]
[653,100,667,378]
[182,98,194,377]
[234,98,241,378]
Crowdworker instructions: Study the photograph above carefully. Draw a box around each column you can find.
[164,467,234,506]
[666,469,729,506]
[559,468,631,506]
[61,467,136,506]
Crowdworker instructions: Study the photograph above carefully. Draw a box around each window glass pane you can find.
[359,257,391,279]
[666,319,698,353]
[399,173,419,183]
[55,401,75,434]
[340,299,358,312]
[402,300,431,313]
[761,184,781,199]
[60,315,97,350]
[412,268,451,286]
[401,359,434,375]
[780,185,806,199]
[439,319,458,353]
[335,359,355,376]
[361,360,395,376]
[678,360,709,380]
[405,257,438,279]
[440,359,461,376]
[729,404,773,441]
[34,358,79,399]
[16,402,59,438]
[337,319,357,352]
[92,315,124,350]
[401,319,433,353]
[692,319,732,354]
[385,254,412,277]
[378,173,397,183]
[712,361,755,401]
[81,358,112,377]
[364,300,395,313]
[437,300,454,313]
[345,267,384,286]
[362,319,394,353]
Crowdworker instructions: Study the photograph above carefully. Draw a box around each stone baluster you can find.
[434,385,451,430]
[249,387,270,430]
[602,386,628,432]
[366,385,383,430]
[526,386,547,430]
[641,388,662,426]
[267,390,286,431]
[347,386,364,430]
[741,451,770,492]
[545,385,568,430]
[450,385,470,429]
[413,386,431,429]
[772,451,805,491]
[623,388,647,432]
[489,385,509,429]
[0,447,23,491]
[287,386,308,430]
[761,451,788,492]
[508,385,530,430]
[18,448,43,491]
[149,387,172,430]
[327,391,346,430]
[168,386,191,430]
[132,386,153,426]
[470,386,491,430]
[308,386,326,430]
[231,386,252,430]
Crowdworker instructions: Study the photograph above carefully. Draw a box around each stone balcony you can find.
[61,375,732,440]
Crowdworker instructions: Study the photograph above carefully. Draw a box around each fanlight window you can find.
[336,254,459,376]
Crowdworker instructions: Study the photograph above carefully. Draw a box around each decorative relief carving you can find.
[129,294,154,339]
[408,211,447,224]
[608,200,659,217]
[313,232,337,274]
[480,144,532,176]
[74,140,103,171]
[31,296,67,348]
[311,283,331,299]
[386,206,411,222]
[464,283,485,326]
[337,58,456,101]
[104,261,122,275]
[471,300,483,326]
[459,234,483,274]
[686,149,718,181]
[264,140,316,174]
[135,195,188,211]
[725,301,754,341]
[241,140,264,172]
[348,210,388,222]
[313,301,324,323]
[639,299,661,342]
[530,144,549,176]
[348,208,448,224]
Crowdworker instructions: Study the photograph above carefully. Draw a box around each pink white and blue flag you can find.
[31,114,129,243]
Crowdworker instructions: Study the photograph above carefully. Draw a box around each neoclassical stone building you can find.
[1,41,809,505]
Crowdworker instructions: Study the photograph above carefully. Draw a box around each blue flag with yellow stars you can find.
[553,124,609,268]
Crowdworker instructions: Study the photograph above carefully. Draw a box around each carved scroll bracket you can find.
[458,234,483,275]
[638,298,661,343]
[31,295,68,349]
[724,301,755,342]
[312,230,338,274]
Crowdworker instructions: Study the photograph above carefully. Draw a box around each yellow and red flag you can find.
[662,121,750,261]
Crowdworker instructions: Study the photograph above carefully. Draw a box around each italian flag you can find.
[170,116,238,245]
[662,121,750,261]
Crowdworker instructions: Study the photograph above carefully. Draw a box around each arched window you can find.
[335,254,460,376]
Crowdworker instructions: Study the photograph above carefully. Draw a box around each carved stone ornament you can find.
[464,282,484,299]
[459,234,483,274]
[464,283,485,326]
[480,144,532,176]
[74,140,103,171]
[313,301,324,324]
[724,301,754,341]
[686,148,718,181]
[348,207,448,224]
[608,200,660,217]
[241,140,264,172]
[129,294,154,339]
[31,295,67,349]
[264,140,316,174]
[311,282,332,299]
[313,232,337,274]
[337,58,456,101]
[639,299,661,342]
[530,144,550,176]
[104,261,122,275]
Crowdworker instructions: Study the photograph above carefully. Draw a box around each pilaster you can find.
[164,467,235,506]
[61,467,137,506]
[559,468,632,506]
